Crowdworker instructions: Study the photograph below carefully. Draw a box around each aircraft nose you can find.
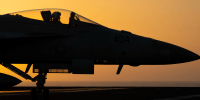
[151,40,200,64]
[172,46,200,62]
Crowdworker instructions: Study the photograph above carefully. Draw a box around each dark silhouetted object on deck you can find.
[0,73,22,90]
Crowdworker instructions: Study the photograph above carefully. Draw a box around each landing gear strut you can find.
[2,64,50,100]
[31,69,49,100]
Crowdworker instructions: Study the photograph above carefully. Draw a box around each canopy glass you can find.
[6,8,101,26]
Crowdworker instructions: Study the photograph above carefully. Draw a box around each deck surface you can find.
[1,87,200,100]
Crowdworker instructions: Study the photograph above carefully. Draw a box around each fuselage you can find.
[0,25,199,65]
[0,10,199,66]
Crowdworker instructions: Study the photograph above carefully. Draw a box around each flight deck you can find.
[1,87,200,100]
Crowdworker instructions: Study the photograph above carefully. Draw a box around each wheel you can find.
[30,88,37,100]
[43,88,50,100]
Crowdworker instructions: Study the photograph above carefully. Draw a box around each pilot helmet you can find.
[52,11,61,19]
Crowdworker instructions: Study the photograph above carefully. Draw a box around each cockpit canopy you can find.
[6,8,101,27]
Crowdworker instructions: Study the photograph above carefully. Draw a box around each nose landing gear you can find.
[1,64,50,100]
[31,69,49,100]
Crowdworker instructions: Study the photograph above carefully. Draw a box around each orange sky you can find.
[0,0,200,86]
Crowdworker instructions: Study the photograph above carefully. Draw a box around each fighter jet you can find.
[0,8,199,100]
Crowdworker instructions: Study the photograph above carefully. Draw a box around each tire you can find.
[43,88,50,100]
[30,88,37,100]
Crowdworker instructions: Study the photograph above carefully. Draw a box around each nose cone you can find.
[0,73,22,90]
[173,47,200,62]
[151,40,200,64]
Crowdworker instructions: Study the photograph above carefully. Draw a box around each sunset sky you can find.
[0,0,200,86]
